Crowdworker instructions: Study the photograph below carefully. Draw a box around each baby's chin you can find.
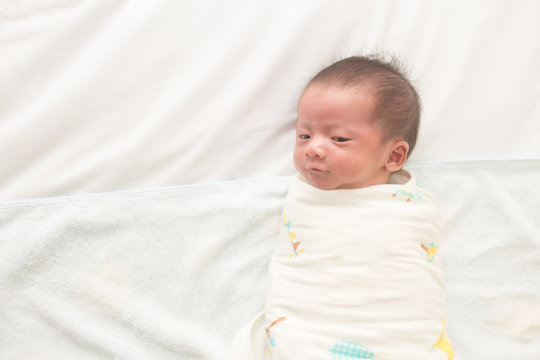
[311,182,338,190]
[300,171,377,190]
[300,171,340,190]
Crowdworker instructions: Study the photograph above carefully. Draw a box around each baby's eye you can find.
[332,137,350,142]
[298,134,310,140]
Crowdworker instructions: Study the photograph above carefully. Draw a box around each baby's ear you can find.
[385,141,409,172]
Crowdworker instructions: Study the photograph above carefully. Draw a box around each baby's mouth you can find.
[308,166,326,173]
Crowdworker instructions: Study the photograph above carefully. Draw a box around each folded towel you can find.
[0,178,289,360]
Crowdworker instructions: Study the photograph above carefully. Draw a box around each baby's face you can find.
[294,84,393,190]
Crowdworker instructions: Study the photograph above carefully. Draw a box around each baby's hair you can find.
[305,54,421,156]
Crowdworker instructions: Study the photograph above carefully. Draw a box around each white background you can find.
[1,0,539,201]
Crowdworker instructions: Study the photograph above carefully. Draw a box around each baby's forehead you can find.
[300,83,378,109]
[304,81,374,95]
[299,83,376,113]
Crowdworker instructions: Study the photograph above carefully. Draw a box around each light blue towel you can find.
[0,177,289,360]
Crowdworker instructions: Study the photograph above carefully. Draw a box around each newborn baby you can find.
[263,56,454,360]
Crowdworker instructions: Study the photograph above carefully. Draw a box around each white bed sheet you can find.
[1,0,539,200]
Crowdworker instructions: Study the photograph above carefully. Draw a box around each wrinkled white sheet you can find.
[1,0,539,200]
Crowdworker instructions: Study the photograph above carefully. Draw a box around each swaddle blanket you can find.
[264,170,453,360]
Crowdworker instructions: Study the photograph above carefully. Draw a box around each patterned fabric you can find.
[264,170,453,359]
[329,341,375,359]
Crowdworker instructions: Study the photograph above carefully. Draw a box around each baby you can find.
[227,55,453,360]
[263,56,454,360]
[292,56,415,190]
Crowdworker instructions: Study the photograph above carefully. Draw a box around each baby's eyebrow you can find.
[326,123,352,131]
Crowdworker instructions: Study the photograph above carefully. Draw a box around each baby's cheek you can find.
[333,157,354,174]
[293,148,303,167]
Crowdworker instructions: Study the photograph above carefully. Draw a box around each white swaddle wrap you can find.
[264,170,453,360]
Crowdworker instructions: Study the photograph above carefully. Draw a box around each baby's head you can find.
[294,55,421,190]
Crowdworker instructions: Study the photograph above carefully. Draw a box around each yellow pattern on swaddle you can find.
[283,216,304,258]
[434,317,454,360]
[422,242,438,262]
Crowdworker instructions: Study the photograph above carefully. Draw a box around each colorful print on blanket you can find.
[264,316,286,359]
[329,341,375,359]
[283,216,304,258]
[422,241,438,262]
[434,317,454,360]
[392,188,424,201]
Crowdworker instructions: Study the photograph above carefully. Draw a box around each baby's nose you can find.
[305,138,326,158]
